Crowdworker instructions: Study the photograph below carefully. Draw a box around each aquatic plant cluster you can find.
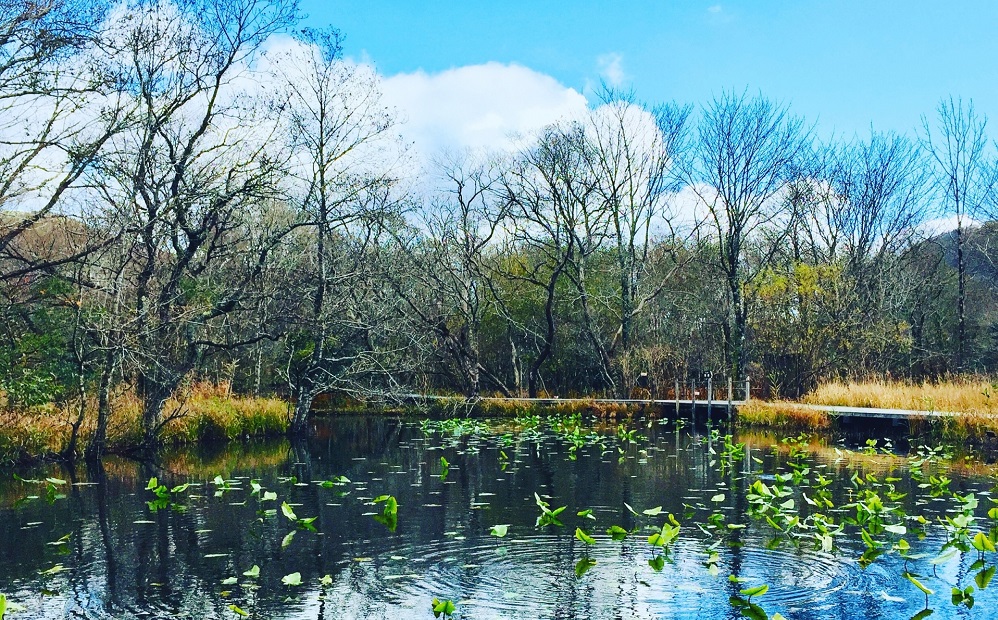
[3,414,998,618]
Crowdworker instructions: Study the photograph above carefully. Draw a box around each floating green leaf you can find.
[574,557,597,577]
[431,597,456,618]
[903,571,933,595]
[739,584,769,598]
[607,525,628,541]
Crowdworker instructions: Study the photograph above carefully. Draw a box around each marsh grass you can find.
[803,378,998,442]
[803,378,998,414]
[736,399,832,431]
[0,382,288,464]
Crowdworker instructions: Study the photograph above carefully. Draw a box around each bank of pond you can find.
[2,413,998,618]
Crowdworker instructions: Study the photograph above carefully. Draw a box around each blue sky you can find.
[299,1,998,150]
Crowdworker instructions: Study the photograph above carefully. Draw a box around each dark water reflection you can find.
[0,415,996,619]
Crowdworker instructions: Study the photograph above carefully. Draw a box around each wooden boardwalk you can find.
[795,403,955,420]
[402,393,968,421]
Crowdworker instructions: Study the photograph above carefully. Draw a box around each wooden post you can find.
[706,375,713,423]
[745,376,751,402]
[727,376,733,421]
[674,378,680,419]
[691,379,697,426]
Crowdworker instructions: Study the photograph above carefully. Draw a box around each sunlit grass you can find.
[0,382,289,464]
[803,378,998,414]
[736,399,832,430]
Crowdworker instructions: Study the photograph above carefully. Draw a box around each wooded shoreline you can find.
[4,379,998,465]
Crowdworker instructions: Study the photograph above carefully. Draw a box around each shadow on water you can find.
[0,414,995,618]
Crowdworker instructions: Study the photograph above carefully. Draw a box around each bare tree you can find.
[682,91,810,381]
[921,97,995,370]
[389,153,514,397]
[499,124,593,397]
[269,28,407,434]
[0,0,128,280]
[91,0,299,445]
[571,91,692,393]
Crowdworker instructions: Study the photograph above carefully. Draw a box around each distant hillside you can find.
[927,222,998,285]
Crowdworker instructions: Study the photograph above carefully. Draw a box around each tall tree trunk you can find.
[85,353,115,461]
[956,221,966,371]
[290,389,314,436]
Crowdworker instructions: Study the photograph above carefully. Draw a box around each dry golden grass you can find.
[802,379,998,441]
[0,382,289,464]
[736,399,832,431]
[803,378,998,414]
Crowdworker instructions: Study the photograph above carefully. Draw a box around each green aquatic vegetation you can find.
[952,584,975,609]
[607,525,629,540]
[489,524,509,538]
[318,476,350,488]
[575,527,596,546]
[534,493,567,528]
[212,475,237,497]
[14,474,67,505]
[372,495,399,532]
[0,594,24,618]
[281,572,302,587]
[421,418,489,439]
[920,475,952,497]
[716,434,746,475]
[145,476,190,512]
[647,516,681,557]
[940,494,979,550]
[975,563,995,589]
[280,502,317,531]
[616,424,645,443]
[904,570,934,601]
[431,597,456,618]
[439,456,450,481]
[243,565,260,578]
[862,438,879,455]
[46,532,72,557]
[574,557,597,577]
[972,531,996,556]
[229,604,249,616]
[703,551,721,576]
[730,583,774,620]
[745,476,800,534]
[807,473,835,510]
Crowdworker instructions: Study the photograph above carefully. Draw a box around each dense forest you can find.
[4,0,998,450]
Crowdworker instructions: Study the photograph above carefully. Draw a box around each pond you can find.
[0,413,996,619]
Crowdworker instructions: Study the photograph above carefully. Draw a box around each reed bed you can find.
[735,399,832,431]
[803,378,998,414]
[0,382,288,464]
[801,379,998,442]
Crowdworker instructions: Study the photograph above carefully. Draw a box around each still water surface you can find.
[0,415,996,619]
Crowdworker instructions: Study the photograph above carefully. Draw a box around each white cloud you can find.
[380,62,588,160]
[596,53,626,87]
[921,215,978,236]
[707,5,723,14]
